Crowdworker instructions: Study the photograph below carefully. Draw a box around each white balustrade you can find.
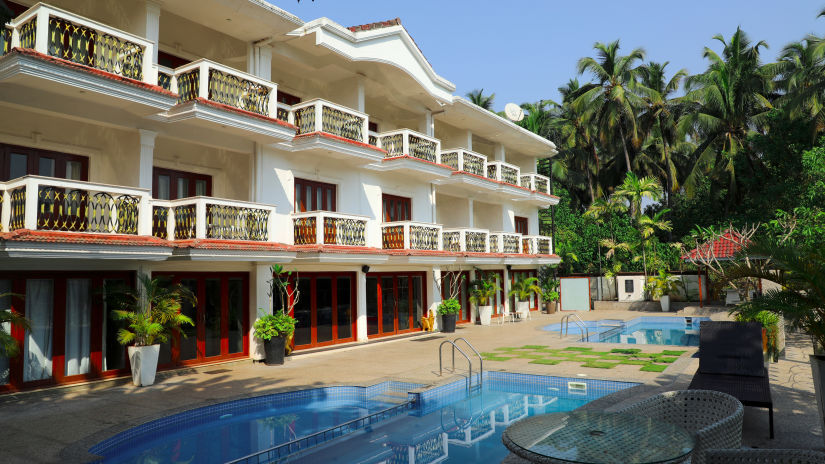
[520,173,551,193]
[291,98,369,143]
[376,129,441,163]
[171,59,277,116]
[522,235,553,255]
[486,161,521,185]
[440,148,487,176]
[382,221,442,251]
[292,210,369,246]
[489,232,523,254]
[441,227,490,253]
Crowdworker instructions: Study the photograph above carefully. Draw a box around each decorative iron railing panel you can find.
[323,217,366,246]
[152,206,168,239]
[535,176,549,193]
[501,165,519,185]
[294,105,316,135]
[441,151,459,170]
[410,226,439,250]
[9,187,25,230]
[463,152,485,176]
[504,234,520,253]
[1,27,10,57]
[466,231,487,252]
[157,71,172,92]
[173,204,197,240]
[486,164,498,180]
[176,69,200,103]
[368,134,378,146]
[380,133,404,157]
[19,17,37,49]
[537,238,551,254]
[293,217,317,245]
[206,204,270,241]
[382,225,404,249]
[36,186,139,234]
[321,105,363,142]
[47,16,144,80]
[276,106,289,122]
[408,134,437,162]
[520,175,532,190]
[442,231,461,252]
[489,235,499,254]
[207,69,270,116]
[522,238,533,255]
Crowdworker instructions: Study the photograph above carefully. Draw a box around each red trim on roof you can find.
[381,155,453,170]
[293,132,387,153]
[6,48,176,97]
[0,229,172,247]
[347,18,402,33]
[681,229,749,260]
[172,239,291,251]
[190,98,297,130]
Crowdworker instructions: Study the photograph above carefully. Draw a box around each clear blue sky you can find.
[273,1,824,111]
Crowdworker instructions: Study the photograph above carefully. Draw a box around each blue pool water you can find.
[90,373,635,464]
[543,316,710,346]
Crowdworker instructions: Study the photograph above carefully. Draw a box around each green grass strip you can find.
[494,347,519,351]
[582,361,617,369]
[529,359,561,365]
[640,364,668,372]
[521,345,548,349]
[599,355,629,361]
[515,354,547,359]
[610,348,642,354]
[650,356,679,364]
[661,350,687,356]
[563,347,593,351]
[483,356,513,362]
[619,360,650,366]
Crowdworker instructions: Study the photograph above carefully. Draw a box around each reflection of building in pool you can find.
[0,0,560,393]
[446,410,495,446]
[389,430,449,464]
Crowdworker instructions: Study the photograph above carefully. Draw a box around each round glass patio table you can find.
[502,411,695,464]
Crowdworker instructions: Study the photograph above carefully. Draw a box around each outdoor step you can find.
[371,392,410,404]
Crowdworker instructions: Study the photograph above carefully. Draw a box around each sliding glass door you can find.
[290,273,356,350]
[366,272,426,338]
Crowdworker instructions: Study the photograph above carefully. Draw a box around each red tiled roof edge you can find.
[680,230,749,260]
[382,154,453,170]
[172,238,291,251]
[0,229,173,247]
[293,132,387,153]
[347,18,401,33]
[192,98,297,130]
[6,48,177,97]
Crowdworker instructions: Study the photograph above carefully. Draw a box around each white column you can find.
[356,75,366,113]
[248,44,273,81]
[250,143,265,203]
[494,143,506,162]
[144,1,162,65]
[465,130,473,151]
[138,129,156,191]
[430,184,437,224]
[468,198,474,228]
[422,110,434,137]
[356,268,368,341]
[430,267,442,330]
[503,266,512,317]
[251,263,271,360]
[469,268,476,324]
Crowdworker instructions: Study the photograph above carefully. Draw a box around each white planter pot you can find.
[660,295,671,312]
[128,344,160,387]
[478,305,492,325]
[811,355,825,447]
[517,301,530,319]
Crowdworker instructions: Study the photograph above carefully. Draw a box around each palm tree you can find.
[638,209,673,279]
[678,28,773,204]
[519,100,552,137]
[574,40,646,174]
[772,35,825,138]
[466,88,495,111]
[613,172,663,219]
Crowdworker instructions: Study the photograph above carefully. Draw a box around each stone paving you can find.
[0,309,821,463]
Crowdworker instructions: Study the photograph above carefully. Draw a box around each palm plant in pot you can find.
[107,275,196,387]
[255,265,298,365]
[469,271,500,325]
[646,269,685,312]
[508,277,541,319]
[722,237,825,445]
[437,298,461,333]
[538,266,560,313]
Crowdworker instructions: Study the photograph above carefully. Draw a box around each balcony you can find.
[520,173,551,194]
[382,221,442,251]
[1,3,175,115]
[486,161,521,186]
[489,232,523,254]
[522,235,553,255]
[292,211,368,247]
[442,227,489,253]
[154,59,294,144]
[151,197,276,242]
[369,130,451,179]
[285,99,383,164]
[441,149,487,176]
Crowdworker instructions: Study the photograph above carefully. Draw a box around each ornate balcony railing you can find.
[151,197,276,241]
[292,99,368,143]
[376,129,441,163]
[489,232,523,254]
[8,3,155,84]
[171,59,277,116]
[0,176,151,235]
[522,235,553,255]
[441,227,490,253]
[382,221,442,251]
[1,26,11,57]
[520,173,551,194]
[486,161,521,186]
[157,65,175,93]
[368,131,379,147]
[440,148,487,176]
[292,211,368,246]
[276,103,293,124]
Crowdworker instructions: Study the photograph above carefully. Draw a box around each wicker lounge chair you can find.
[688,321,774,439]
[704,448,825,463]
[615,390,744,464]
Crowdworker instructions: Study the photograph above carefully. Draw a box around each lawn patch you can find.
[515,354,546,359]
[521,345,548,349]
[599,355,628,361]
[619,360,649,366]
[661,350,687,356]
[640,364,668,372]
[529,359,561,365]
[610,348,641,354]
[650,356,679,364]
[483,356,513,362]
[563,347,593,351]
[494,347,518,351]
[582,361,617,369]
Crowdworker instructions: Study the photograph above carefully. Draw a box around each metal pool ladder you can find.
[560,313,590,342]
[439,338,483,391]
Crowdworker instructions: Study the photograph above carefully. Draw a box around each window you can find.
[0,143,89,181]
[277,91,301,106]
[382,194,411,222]
[294,178,336,212]
[157,50,189,69]
[515,216,529,235]
[152,167,212,200]
[368,121,379,133]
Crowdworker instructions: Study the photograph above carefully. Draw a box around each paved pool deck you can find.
[0,308,821,462]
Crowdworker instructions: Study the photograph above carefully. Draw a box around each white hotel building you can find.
[0,0,559,392]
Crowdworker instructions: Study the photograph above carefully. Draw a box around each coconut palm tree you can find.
[466,89,495,111]
[678,28,773,204]
[638,209,673,279]
[574,40,646,174]
[613,172,663,219]
[772,35,825,138]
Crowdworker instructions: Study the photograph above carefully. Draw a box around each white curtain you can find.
[24,279,53,382]
[0,280,11,385]
[65,279,91,376]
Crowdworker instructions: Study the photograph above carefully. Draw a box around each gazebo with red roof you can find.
[681,229,750,307]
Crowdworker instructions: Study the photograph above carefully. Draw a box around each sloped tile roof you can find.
[681,229,749,261]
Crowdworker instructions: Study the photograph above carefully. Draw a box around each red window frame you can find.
[285,272,357,350]
[152,167,212,200]
[515,216,529,235]
[479,270,506,317]
[510,269,540,312]
[382,194,411,222]
[0,143,89,182]
[0,270,135,393]
[367,271,428,339]
[440,271,472,324]
[294,178,337,212]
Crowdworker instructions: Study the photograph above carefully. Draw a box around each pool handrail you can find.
[560,313,590,342]
[439,340,474,392]
[453,337,483,390]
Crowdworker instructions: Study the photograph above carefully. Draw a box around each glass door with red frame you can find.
[382,194,411,222]
[514,216,529,236]
[510,270,539,312]
[294,178,336,212]
[366,273,425,338]
[290,273,355,350]
[152,167,212,200]
[441,271,471,323]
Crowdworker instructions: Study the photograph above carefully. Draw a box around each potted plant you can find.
[722,238,825,445]
[469,271,500,325]
[256,265,299,365]
[537,265,560,313]
[108,275,196,387]
[1,292,30,366]
[508,277,541,319]
[437,298,461,333]
[646,270,685,312]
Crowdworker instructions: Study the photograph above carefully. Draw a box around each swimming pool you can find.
[90,373,635,463]
[543,316,710,346]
